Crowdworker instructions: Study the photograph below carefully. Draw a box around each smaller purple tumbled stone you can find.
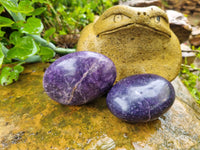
[106,74,175,123]
[43,51,116,105]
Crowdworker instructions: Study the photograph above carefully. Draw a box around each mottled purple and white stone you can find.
[43,51,116,105]
[106,74,175,123]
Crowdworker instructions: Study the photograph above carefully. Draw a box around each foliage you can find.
[39,0,118,35]
[0,0,118,86]
[179,47,200,104]
[0,0,74,86]
[0,64,24,86]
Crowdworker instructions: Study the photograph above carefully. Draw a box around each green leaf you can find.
[18,0,34,14]
[7,36,39,60]
[0,30,5,37]
[8,11,25,22]
[0,0,33,14]
[0,43,5,68]
[28,7,46,16]
[21,17,43,35]
[1,43,9,56]
[0,0,25,21]
[39,46,55,62]
[0,0,18,12]
[0,67,12,86]
[9,31,22,45]
[32,0,50,4]
[11,20,25,30]
[0,16,14,27]
[3,58,12,64]
[14,65,24,73]
[0,65,24,86]
[0,5,4,14]
[44,27,56,41]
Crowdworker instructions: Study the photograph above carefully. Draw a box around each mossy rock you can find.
[0,63,200,149]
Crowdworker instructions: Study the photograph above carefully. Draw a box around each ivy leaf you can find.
[9,31,22,45]
[0,65,24,86]
[39,46,55,62]
[0,16,14,27]
[7,36,39,60]
[0,43,5,68]
[21,17,43,35]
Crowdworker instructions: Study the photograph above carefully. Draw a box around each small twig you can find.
[181,64,200,72]
[182,49,200,53]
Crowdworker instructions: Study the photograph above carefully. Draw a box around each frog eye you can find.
[155,16,160,23]
[114,15,123,23]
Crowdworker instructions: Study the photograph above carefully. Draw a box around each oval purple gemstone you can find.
[43,51,116,105]
[106,74,175,123]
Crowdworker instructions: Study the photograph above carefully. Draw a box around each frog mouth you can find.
[97,23,171,38]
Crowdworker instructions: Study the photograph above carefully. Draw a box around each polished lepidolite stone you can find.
[106,74,175,123]
[43,51,116,105]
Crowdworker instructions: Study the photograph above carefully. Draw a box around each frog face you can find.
[77,5,182,82]
[94,5,171,39]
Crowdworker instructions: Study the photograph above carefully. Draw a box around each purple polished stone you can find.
[106,74,175,123]
[43,51,116,105]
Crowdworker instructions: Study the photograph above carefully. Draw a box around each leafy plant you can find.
[40,0,118,35]
[179,47,200,104]
[0,0,75,86]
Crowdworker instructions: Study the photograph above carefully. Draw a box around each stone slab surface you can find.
[0,63,200,149]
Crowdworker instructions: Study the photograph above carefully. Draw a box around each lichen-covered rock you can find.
[77,5,182,82]
[172,77,200,116]
[0,63,200,149]
[189,26,200,47]
[43,51,116,105]
[119,0,162,7]
[181,43,196,65]
[164,0,200,16]
[166,10,192,43]
[106,74,175,123]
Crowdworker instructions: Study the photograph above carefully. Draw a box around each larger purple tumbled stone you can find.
[43,51,116,105]
[106,74,175,123]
